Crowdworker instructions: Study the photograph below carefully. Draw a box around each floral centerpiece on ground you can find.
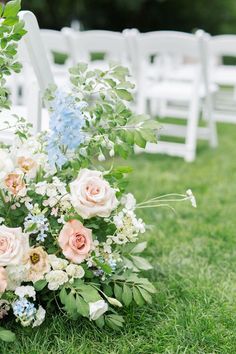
[0,0,196,342]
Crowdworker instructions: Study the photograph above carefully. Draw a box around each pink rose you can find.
[70,169,118,219]
[0,225,29,266]
[58,220,93,264]
[0,267,7,293]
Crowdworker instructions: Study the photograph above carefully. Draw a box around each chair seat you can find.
[143,80,217,101]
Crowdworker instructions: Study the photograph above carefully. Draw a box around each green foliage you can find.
[110,273,156,307]
[0,327,15,342]
[22,0,236,35]
[0,0,26,110]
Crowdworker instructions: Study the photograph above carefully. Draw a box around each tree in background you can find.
[22,0,236,34]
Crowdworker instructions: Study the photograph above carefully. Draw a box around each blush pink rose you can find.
[70,169,118,219]
[58,220,93,264]
[0,267,7,293]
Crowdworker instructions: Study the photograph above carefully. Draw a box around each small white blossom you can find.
[45,270,69,290]
[48,255,68,270]
[32,306,46,328]
[15,286,36,300]
[66,264,85,279]
[186,189,197,208]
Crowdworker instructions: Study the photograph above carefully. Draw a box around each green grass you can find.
[1,123,236,354]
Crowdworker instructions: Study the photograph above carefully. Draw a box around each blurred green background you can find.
[20,0,236,34]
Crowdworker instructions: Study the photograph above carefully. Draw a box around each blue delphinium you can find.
[24,213,49,242]
[12,298,36,327]
[47,90,87,168]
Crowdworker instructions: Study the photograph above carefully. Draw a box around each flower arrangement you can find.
[0,0,196,342]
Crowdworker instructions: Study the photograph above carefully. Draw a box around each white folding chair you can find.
[40,29,72,87]
[16,11,55,132]
[208,35,236,123]
[66,30,128,70]
[129,30,218,162]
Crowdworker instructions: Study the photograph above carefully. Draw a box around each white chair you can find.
[208,35,236,123]
[16,11,55,131]
[66,30,128,70]
[128,30,218,162]
[40,29,72,87]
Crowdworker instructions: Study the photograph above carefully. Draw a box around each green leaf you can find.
[3,0,21,18]
[122,284,133,306]
[131,255,153,270]
[0,3,3,17]
[0,328,16,342]
[114,283,122,301]
[95,315,105,329]
[34,279,47,291]
[138,278,156,294]
[133,287,145,306]
[59,287,68,305]
[75,294,89,317]
[76,284,102,302]
[131,242,147,254]
[134,131,146,148]
[140,129,157,143]
[64,291,77,315]
[138,287,153,304]
[115,89,133,101]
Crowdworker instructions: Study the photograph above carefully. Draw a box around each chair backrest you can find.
[40,29,71,64]
[209,35,236,57]
[67,30,127,64]
[19,11,55,92]
[130,30,206,90]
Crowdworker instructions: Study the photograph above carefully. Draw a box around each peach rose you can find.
[0,226,29,266]
[17,156,37,178]
[58,220,93,263]
[70,169,118,219]
[4,171,26,196]
[25,247,50,283]
[0,267,7,293]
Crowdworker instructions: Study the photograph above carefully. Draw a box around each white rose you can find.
[48,255,68,270]
[0,226,29,266]
[45,270,68,290]
[0,150,14,181]
[70,169,118,219]
[66,264,85,279]
[89,300,108,320]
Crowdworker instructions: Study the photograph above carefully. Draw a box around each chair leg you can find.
[185,93,201,162]
[205,94,218,148]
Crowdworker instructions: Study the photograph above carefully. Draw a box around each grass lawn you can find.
[1,123,236,354]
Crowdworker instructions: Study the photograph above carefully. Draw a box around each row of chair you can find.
[3,11,236,161]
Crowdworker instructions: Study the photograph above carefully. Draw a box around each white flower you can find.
[35,181,47,196]
[89,300,108,320]
[48,255,68,270]
[45,270,68,290]
[70,169,118,219]
[0,226,29,266]
[0,149,14,181]
[6,264,29,291]
[66,264,85,279]
[32,306,46,327]
[121,193,136,210]
[113,212,124,229]
[15,286,36,300]
[186,189,197,208]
